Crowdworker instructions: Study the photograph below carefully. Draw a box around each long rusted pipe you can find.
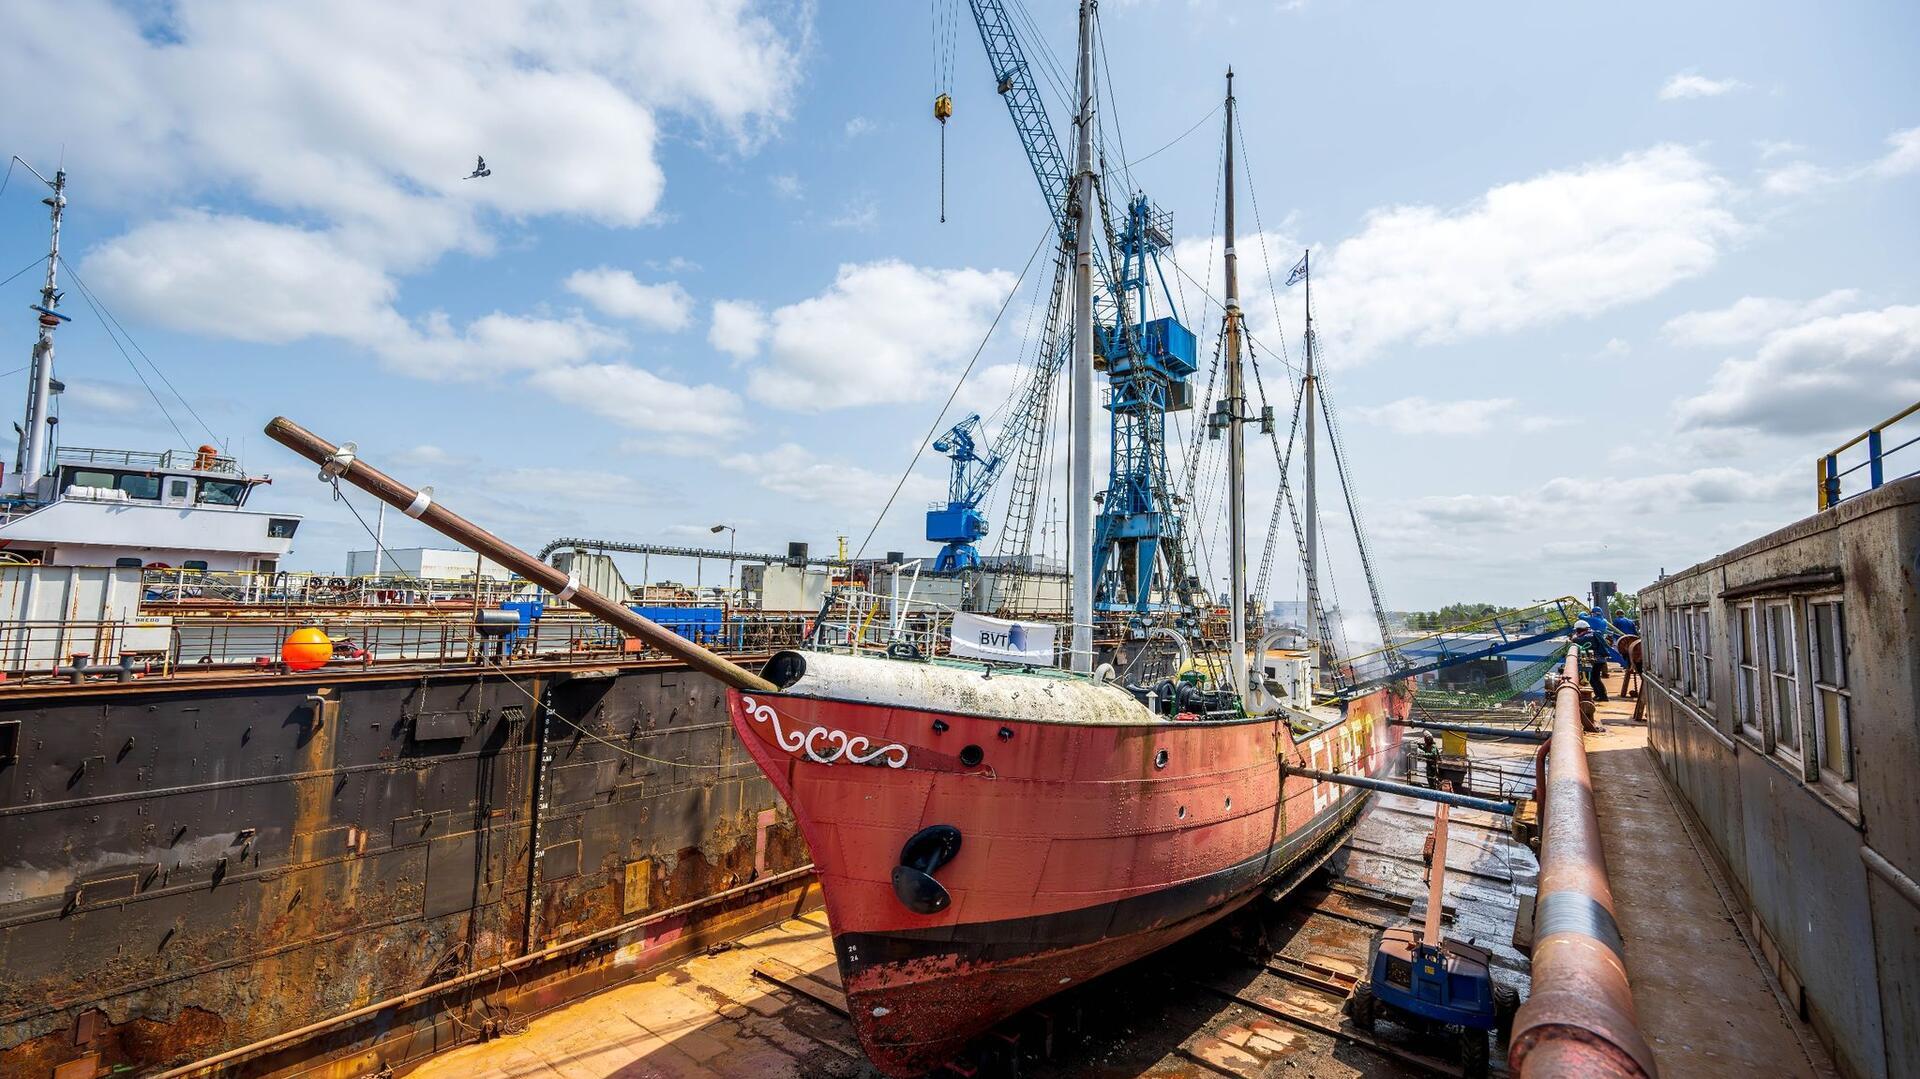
[264,417,776,693]
[1508,652,1658,1076]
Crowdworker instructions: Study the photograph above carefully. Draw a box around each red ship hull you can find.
[728,665,1409,1076]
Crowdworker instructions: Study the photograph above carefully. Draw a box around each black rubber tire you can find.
[1347,981,1377,1032]
[1494,985,1521,1047]
[1459,1027,1490,1077]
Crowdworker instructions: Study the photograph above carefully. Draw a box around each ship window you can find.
[1689,606,1712,704]
[70,468,117,489]
[183,560,209,572]
[168,479,190,501]
[1732,603,1763,742]
[1807,598,1852,787]
[1764,602,1800,759]
[268,518,300,538]
[195,480,247,506]
[115,557,142,569]
[115,472,161,500]
[1668,608,1688,690]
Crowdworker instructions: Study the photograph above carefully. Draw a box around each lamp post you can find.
[709,524,737,590]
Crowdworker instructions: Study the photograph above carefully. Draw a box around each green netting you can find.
[1415,642,1571,712]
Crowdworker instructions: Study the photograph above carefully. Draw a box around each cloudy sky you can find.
[1,0,1915,611]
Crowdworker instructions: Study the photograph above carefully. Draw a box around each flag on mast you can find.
[1285,252,1309,287]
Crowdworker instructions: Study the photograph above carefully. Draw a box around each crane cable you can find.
[933,0,957,222]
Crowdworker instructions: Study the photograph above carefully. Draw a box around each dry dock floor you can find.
[403,676,1833,1078]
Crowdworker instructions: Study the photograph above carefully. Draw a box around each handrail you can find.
[1508,652,1658,1077]
[1817,400,1920,510]
[264,418,777,693]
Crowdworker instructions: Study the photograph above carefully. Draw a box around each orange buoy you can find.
[281,627,334,671]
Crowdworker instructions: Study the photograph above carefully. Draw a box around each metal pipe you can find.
[1508,653,1658,1077]
[263,418,776,694]
[154,863,816,1078]
[1397,718,1550,744]
[1284,764,1518,815]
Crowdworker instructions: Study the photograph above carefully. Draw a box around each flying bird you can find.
[464,156,491,180]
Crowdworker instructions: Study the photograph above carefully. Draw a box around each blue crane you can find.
[951,0,1197,618]
[927,414,1002,572]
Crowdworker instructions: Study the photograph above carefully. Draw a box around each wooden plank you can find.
[1190,978,1463,1078]
[751,957,849,1017]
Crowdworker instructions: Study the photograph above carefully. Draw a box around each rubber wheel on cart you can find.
[1347,981,1377,1032]
[1458,1026,1489,1078]
[1494,984,1521,1046]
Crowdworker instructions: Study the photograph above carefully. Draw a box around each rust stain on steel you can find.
[1507,654,1659,1078]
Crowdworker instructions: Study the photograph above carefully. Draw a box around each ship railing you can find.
[0,610,817,682]
[140,568,542,608]
[1817,399,1920,510]
[814,580,961,659]
[55,445,243,475]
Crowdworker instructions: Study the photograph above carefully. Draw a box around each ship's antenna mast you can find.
[1301,247,1320,682]
[1067,0,1097,674]
[11,157,66,494]
[1220,70,1249,700]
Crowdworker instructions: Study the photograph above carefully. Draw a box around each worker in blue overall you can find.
[1572,623,1610,702]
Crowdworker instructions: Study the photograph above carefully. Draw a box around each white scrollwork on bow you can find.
[740,696,909,768]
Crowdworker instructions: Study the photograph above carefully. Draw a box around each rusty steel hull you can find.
[728,676,1410,1075]
[0,658,811,1078]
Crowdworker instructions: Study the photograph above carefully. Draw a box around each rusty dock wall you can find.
[1638,474,1920,1078]
[0,656,814,1078]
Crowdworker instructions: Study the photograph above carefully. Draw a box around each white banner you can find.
[950,612,1057,665]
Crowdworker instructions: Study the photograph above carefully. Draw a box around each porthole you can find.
[959,744,984,768]
[1154,749,1169,770]
[1225,796,1232,810]
[1177,805,1187,820]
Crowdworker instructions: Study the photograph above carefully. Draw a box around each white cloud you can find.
[748,260,1016,410]
[1387,466,1796,542]
[17,0,804,375]
[829,197,880,231]
[844,116,875,138]
[1310,145,1739,360]
[376,311,626,380]
[1870,125,1920,179]
[770,174,804,200]
[1755,139,1804,160]
[1659,71,1748,100]
[1354,396,1516,435]
[1760,124,1920,197]
[1676,304,1920,437]
[62,380,147,416]
[494,467,649,503]
[720,443,941,511]
[709,300,769,360]
[528,363,745,436]
[82,211,626,380]
[83,212,403,344]
[1661,289,1862,348]
[563,267,694,331]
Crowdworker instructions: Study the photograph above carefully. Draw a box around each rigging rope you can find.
[59,264,193,450]
[59,256,225,447]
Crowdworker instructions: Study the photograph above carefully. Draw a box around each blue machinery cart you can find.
[1345,794,1519,1076]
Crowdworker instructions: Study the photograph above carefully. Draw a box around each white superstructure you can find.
[0,165,300,571]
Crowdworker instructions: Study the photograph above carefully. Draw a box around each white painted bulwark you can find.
[0,566,142,671]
